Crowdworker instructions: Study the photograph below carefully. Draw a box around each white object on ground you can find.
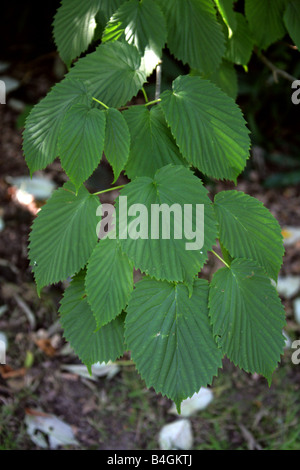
[6,176,56,201]
[293,298,300,325]
[0,332,7,363]
[0,306,7,317]
[0,332,8,349]
[282,227,300,246]
[61,361,120,380]
[0,61,9,73]
[8,98,26,112]
[276,276,300,299]
[169,387,213,417]
[159,419,193,450]
[0,76,20,94]
[0,217,4,232]
[25,411,79,449]
[283,330,292,349]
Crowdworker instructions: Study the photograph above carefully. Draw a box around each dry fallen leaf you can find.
[0,365,26,379]
[34,338,57,357]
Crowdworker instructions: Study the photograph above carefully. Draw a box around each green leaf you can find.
[53,0,100,67]
[23,79,91,175]
[156,0,225,73]
[102,0,166,75]
[60,271,125,371]
[125,277,223,411]
[191,60,238,100]
[116,165,218,286]
[123,105,186,179]
[225,13,254,66]
[209,258,286,383]
[161,75,250,182]
[94,0,127,40]
[59,104,106,190]
[86,237,134,328]
[29,181,99,292]
[99,0,126,18]
[215,0,237,33]
[245,0,287,49]
[104,108,130,183]
[284,0,300,50]
[68,41,146,108]
[214,190,284,280]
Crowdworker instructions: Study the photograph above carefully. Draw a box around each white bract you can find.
[169,387,213,417]
[158,419,193,450]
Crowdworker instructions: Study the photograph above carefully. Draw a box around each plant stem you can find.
[118,97,161,111]
[92,97,109,109]
[118,105,130,111]
[211,250,230,268]
[141,86,149,103]
[93,185,125,196]
[220,241,233,266]
[155,62,162,100]
[144,98,161,107]
[115,360,135,366]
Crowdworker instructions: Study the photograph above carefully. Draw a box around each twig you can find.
[239,424,263,451]
[0,258,19,275]
[14,294,36,330]
[256,51,297,83]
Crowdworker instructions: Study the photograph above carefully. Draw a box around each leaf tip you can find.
[86,363,92,376]
[266,373,273,388]
[36,284,42,298]
[175,400,182,414]
[112,173,120,185]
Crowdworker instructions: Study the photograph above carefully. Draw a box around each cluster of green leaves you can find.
[22,0,298,411]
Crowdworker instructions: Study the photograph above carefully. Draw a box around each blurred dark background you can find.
[0,2,60,61]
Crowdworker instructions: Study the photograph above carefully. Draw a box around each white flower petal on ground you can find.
[61,361,120,380]
[6,176,56,201]
[158,419,193,450]
[276,276,300,299]
[293,298,300,325]
[0,332,7,364]
[0,61,9,73]
[0,76,20,93]
[8,98,26,112]
[283,330,292,349]
[0,332,8,349]
[169,388,214,417]
[25,411,79,449]
[282,227,300,246]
